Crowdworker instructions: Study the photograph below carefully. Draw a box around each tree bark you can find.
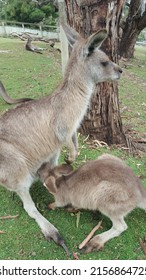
[119,0,146,58]
[64,0,126,145]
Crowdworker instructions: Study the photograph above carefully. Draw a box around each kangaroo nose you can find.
[119,67,123,74]
[114,65,123,74]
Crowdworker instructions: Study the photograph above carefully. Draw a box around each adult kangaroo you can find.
[0,24,122,251]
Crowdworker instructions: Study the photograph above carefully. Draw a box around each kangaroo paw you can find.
[48,202,56,210]
[46,231,70,256]
[79,236,104,254]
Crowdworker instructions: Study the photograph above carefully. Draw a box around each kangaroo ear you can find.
[37,162,50,181]
[83,29,107,57]
[53,164,74,176]
[61,23,81,48]
[44,176,57,194]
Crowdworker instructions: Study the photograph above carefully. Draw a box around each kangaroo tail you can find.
[0,81,33,104]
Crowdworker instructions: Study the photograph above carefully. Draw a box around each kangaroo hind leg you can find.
[16,181,69,254]
[81,216,127,253]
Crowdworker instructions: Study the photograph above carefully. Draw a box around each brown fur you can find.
[0,24,122,247]
[39,154,146,253]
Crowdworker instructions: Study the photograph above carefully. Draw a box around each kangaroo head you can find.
[62,24,122,84]
[43,164,74,194]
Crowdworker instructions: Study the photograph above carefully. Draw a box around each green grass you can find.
[119,46,146,133]
[0,38,146,260]
[0,38,62,112]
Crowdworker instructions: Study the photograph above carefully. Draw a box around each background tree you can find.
[0,0,6,20]
[119,0,146,58]
[64,0,126,145]
[1,0,58,25]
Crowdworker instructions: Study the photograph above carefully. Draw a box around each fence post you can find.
[58,0,69,76]
[39,24,43,37]
[2,21,7,36]
[22,23,25,33]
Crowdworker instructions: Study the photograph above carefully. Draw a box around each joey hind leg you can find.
[81,216,127,253]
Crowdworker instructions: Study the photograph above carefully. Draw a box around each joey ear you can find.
[44,176,57,194]
[61,23,81,48]
[83,29,107,57]
[54,164,74,176]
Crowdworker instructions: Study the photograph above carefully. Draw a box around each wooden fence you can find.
[0,20,59,40]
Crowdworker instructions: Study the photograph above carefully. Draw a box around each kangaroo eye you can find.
[101,61,109,67]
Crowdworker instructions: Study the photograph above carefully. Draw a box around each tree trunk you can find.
[119,0,146,58]
[64,0,126,145]
[119,26,140,59]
